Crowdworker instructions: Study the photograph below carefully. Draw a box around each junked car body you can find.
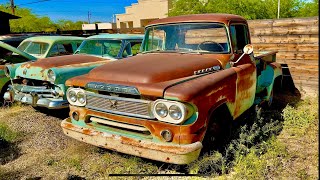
[61,14,282,164]
[4,34,144,109]
[0,36,84,103]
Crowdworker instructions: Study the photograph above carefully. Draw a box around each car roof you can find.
[21,36,85,43]
[87,34,145,40]
[147,13,247,27]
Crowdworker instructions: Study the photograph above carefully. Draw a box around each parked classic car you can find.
[0,36,84,104]
[61,14,282,164]
[4,34,144,109]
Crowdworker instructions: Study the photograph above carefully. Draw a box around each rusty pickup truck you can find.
[61,14,282,164]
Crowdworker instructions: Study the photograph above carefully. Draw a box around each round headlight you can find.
[155,103,168,118]
[169,105,182,120]
[68,90,77,102]
[47,69,56,82]
[77,91,86,104]
[4,66,10,77]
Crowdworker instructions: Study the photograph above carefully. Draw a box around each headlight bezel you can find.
[47,69,56,82]
[152,99,191,124]
[66,88,87,106]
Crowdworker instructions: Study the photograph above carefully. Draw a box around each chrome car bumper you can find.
[4,84,68,109]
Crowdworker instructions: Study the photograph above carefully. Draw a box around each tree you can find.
[0,4,56,32]
[169,0,316,19]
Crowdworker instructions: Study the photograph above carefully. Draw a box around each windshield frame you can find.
[141,22,232,54]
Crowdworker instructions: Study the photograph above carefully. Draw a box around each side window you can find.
[230,24,249,54]
[60,43,73,54]
[49,45,59,57]
[130,42,142,56]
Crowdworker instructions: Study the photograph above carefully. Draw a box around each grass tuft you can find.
[0,123,18,143]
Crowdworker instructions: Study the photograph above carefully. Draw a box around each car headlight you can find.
[68,90,77,102]
[169,105,182,120]
[67,88,86,106]
[153,100,192,124]
[77,91,86,104]
[47,69,56,82]
[4,66,10,77]
[155,103,168,118]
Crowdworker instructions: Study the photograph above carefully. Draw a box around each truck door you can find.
[230,24,257,118]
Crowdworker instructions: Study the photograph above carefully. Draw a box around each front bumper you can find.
[61,118,203,164]
[4,84,68,109]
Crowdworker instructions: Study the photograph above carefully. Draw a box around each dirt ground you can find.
[0,91,318,179]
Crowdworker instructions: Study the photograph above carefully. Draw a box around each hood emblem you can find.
[108,99,118,109]
[23,69,27,75]
[86,82,140,95]
[194,65,221,75]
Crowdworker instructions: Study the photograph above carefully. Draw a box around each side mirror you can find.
[230,44,254,66]
[243,44,254,54]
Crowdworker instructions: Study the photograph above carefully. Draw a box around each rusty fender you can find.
[164,68,238,143]
[61,118,202,164]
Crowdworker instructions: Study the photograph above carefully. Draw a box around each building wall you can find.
[0,19,10,35]
[116,0,172,28]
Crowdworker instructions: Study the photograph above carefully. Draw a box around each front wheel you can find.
[201,106,233,154]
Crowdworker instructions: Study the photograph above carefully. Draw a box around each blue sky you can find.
[0,0,138,23]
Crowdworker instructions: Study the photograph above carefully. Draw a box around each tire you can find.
[201,105,233,154]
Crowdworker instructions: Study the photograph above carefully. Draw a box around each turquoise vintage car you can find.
[0,36,84,104]
[4,34,144,109]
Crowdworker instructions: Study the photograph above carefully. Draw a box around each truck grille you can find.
[85,92,154,119]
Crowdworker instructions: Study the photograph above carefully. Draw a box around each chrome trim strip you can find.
[10,84,54,94]
[90,117,149,132]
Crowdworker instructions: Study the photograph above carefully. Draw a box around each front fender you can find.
[50,63,104,84]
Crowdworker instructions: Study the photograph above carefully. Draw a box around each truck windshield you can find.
[142,23,230,54]
[17,41,49,56]
[76,39,122,58]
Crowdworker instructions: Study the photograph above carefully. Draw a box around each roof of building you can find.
[0,11,21,19]
[87,34,144,40]
[147,14,247,26]
[21,36,85,43]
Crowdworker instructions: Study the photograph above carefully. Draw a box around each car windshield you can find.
[75,39,122,58]
[17,41,49,55]
[142,23,230,54]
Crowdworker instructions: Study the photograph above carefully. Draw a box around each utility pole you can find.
[87,11,91,24]
[277,0,280,19]
[10,0,15,14]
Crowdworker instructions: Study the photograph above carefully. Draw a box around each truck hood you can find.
[67,53,224,97]
[15,54,109,81]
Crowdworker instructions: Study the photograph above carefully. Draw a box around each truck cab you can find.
[61,14,282,164]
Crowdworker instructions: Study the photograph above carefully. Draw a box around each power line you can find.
[17,0,51,6]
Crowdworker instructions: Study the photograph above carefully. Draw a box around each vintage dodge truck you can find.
[61,14,282,164]
[4,34,144,109]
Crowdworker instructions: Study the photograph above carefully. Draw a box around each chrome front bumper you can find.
[4,84,68,109]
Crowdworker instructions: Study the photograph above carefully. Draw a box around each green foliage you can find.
[282,97,318,136]
[232,137,288,179]
[169,0,318,19]
[0,4,83,32]
[0,122,17,143]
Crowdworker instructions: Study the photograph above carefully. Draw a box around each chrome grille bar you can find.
[85,92,154,119]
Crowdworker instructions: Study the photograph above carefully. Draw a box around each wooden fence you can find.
[248,17,318,95]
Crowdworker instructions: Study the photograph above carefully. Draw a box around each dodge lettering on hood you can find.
[61,14,282,164]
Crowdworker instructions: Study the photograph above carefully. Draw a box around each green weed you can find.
[282,97,318,137]
[0,122,17,143]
